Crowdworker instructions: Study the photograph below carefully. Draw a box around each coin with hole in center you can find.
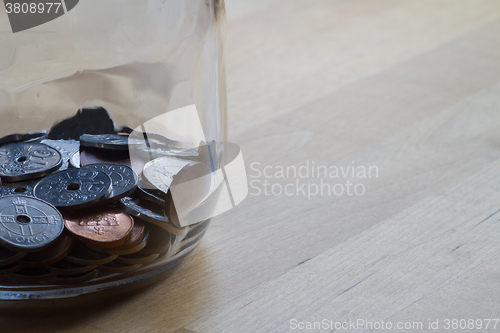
[0,196,64,252]
[33,169,112,210]
[81,163,137,201]
[0,142,62,182]
[41,139,79,172]
[64,207,134,248]
[0,179,37,197]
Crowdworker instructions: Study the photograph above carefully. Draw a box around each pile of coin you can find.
[0,108,210,285]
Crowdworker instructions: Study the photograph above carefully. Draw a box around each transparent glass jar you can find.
[0,0,227,299]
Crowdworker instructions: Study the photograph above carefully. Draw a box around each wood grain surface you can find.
[1,0,500,332]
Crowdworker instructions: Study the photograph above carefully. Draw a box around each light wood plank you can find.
[227,0,500,136]
[186,156,500,333]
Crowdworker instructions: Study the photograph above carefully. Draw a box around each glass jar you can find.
[0,0,227,299]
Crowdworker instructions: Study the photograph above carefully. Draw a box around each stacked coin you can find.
[0,108,210,285]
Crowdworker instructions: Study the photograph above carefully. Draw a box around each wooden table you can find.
[2,0,500,332]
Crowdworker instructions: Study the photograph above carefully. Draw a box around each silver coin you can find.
[80,134,143,151]
[0,131,48,146]
[41,139,79,171]
[119,196,167,224]
[0,142,62,182]
[128,131,194,149]
[135,185,165,206]
[142,157,194,193]
[33,169,112,210]
[0,179,37,197]
[69,151,80,168]
[0,196,64,252]
[118,196,184,236]
[135,147,199,163]
[81,163,137,201]
[135,173,166,206]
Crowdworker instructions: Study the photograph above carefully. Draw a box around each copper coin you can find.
[20,233,73,268]
[64,207,134,248]
[104,220,145,251]
[105,230,149,256]
[89,225,149,256]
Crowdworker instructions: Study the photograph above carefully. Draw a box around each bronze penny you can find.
[105,230,148,256]
[106,220,145,251]
[87,221,146,253]
[20,233,73,268]
[90,226,149,256]
[64,207,134,248]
